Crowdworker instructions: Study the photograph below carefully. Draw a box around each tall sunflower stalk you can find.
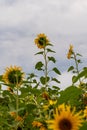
[2,65,24,129]
[43,46,48,88]
[73,51,81,84]
[34,33,61,90]
[15,75,22,130]
[34,33,50,89]
[67,44,82,85]
[15,75,19,118]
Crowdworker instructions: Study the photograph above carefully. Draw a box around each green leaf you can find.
[28,73,37,78]
[52,78,60,83]
[20,87,30,94]
[58,86,83,110]
[46,43,53,46]
[26,104,37,112]
[72,75,77,83]
[83,67,87,70]
[72,69,87,83]
[76,53,82,57]
[77,59,82,64]
[23,80,32,83]
[52,86,60,90]
[35,51,43,55]
[35,61,43,70]
[40,76,45,85]
[53,67,61,75]
[79,122,87,130]
[48,56,56,63]
[40,76,50,85]
[0,75,2,81]
[68,66,74,72]
[47,48,55,53]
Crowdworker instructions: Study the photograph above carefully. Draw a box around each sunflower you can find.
[43,99,57,111]
[3,65,24,86]
[84,106,87,118]
[47,104,83,130]
[32,121,43,127]
[7,87,14,94]
[9,111,16,118]
[32,121,47,130]
[67,44,73,59]
[34,33,49,49]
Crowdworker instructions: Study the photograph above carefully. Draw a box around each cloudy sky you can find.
[0,0,87,89]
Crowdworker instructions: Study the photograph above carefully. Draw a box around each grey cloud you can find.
[0,0,87,75]
[0,0,16,5]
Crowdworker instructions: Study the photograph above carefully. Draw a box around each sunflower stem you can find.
[16,87,19,116]
[43,47,48,89]
[15,75,19,130]
[73,52,81,84]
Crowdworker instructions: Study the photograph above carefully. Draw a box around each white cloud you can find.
[0,0,87,89]
[59,71,73,90]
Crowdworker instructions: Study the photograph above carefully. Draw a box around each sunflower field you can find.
[0,33,87,130]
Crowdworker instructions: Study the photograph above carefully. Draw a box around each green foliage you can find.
[52,67,61,75]
[40,76,50,85]
[72,67,87,84]
[48,56,56,63]
[35,61,44,70]
[0,35,87,130]
[68,66,74,72]
[80,122,87,130]
[58,86,84,110]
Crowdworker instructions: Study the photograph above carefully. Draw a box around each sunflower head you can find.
[3,65,24,86]
[32,121,47,130]
[9,111,16,118]
[47,103,84,130]
[67,44,73,59]
[42,91,50,100]
[32,121,43,127]
[7,87,14,94]
[15,115,23,122]
[34,33,49,49]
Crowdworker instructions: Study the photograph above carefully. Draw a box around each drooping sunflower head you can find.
[34,33,49,49]
[3,65,24,86]
[67,44,74,59]
[47,104,84,130]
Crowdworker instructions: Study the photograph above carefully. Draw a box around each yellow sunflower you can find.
[3,65,24,86]
[43,99,57,111]
[32,121,43,127]
[9,111,16,118]
[32,121,47,130]
[67,44,73,59]
[84,106,87,118]
[7,87,14,94]
[34,33,49,49]
[47,104,83,130]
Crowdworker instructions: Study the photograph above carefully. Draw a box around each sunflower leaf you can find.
[35,61,44,70]
[53,67,61,75]
[67,66,74,72]
[46,43,53,46]
[47,48,56,53]
[58,86,83,109]
[51,78,60,83]
[40,76,50,85]
[48,56,56,63]
[76,53,82,57]
[35,51,43,55]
